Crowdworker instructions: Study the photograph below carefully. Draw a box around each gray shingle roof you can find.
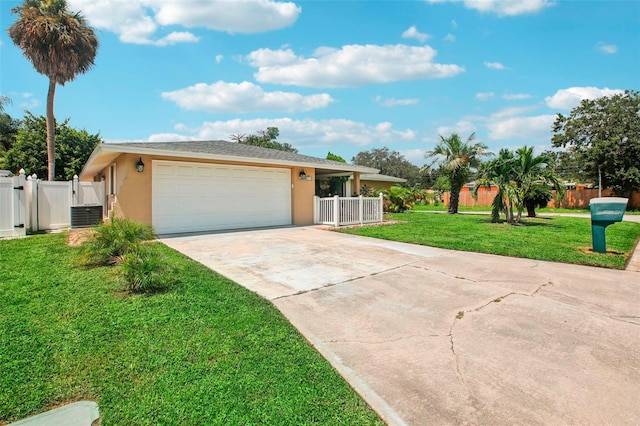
[110,140,357,168]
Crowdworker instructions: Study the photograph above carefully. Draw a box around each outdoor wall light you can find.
[298,169,307,180]
[135,157,145,173]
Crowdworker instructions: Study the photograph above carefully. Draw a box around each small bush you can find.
[381,186,414,213]
[117,243,173,293]
[79,217,155,266]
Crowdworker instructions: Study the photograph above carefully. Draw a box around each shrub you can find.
[381,186,414,213]
[79,217,155,266]
[117,243,173,293]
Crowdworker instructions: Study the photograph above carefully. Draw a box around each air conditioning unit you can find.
[70,205,103,228]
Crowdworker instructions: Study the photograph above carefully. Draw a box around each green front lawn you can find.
[0,234,382,425]
[339,212,640,269]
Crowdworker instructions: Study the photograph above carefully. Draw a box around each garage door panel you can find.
[152,160,291,234]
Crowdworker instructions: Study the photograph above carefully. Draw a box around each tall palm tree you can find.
[8,0,98,181]
[426,132,491,213]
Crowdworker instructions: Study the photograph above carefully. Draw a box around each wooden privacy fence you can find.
[444,187,640,210]
[314,195,384,226]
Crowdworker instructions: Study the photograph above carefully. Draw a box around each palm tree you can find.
[8,0,98,181]
[475,146,565,223]
[0,95,11,112]
[426,132,491,213]
[512,146,565,221]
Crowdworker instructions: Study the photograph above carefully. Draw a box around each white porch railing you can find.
[314,195,384,226]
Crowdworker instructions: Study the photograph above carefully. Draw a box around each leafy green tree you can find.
[9,0,99,181]
[0,113,21,154]
[326,152,349,195]
[233,127,298,153]
[551,90,640,198]
[351,147,420,186]
[2,112,101,180]
[426,132,491,214]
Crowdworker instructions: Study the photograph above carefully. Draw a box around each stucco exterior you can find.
[93,153,324,227]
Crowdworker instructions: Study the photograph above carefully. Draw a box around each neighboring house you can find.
[353,174,407,192]
[79,140,378,234]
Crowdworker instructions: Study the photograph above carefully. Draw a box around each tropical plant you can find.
[474,149,518,223]
[8,0,99,181]
[118,243,173,293]
[475,146,565,223]
[0,95,11,112]
[381,186,413,213]
[511,146,565,221]
[79,217,155,266]
[426,132,491,214]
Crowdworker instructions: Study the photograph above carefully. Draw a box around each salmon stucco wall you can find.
[98,155,317,227]
[291,167,315,225]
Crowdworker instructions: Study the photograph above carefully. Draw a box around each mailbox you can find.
[589,197,628,254]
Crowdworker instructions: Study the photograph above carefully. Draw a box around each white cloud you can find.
[161,81,334,113]
[436,120,477,137]
[401,26,430,43]
[68,0,300,45]
[502,93,532,100]
[426,0,554,17]
[484,61,507,70]
[215,55,224,64]
[249,44,465,88]
[17,92,39,109]
[400,148,429,166]
[375,96,420,107]
[148,117,416,148]
[475,92,494,101]
[154,32,200,47]
[451,19,458,29]
[545,87,624,110]
[444,33,456,42]
[596,42,618,54]
[487,114,555,141]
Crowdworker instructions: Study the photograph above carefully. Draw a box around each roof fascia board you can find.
[88,144,379,174]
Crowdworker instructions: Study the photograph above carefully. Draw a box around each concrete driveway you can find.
[160,227,640,425]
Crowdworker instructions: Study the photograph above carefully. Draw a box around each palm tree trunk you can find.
[448,188,460,213]
[46,78,56,181]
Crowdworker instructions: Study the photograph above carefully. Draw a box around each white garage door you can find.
[152,160,291,234]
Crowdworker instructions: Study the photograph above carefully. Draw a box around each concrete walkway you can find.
[161,227,640,425]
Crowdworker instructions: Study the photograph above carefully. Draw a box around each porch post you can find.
[353,172,361,195]
[333,195,340,227]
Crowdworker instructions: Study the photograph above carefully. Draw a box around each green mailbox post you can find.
[589,197,628,253]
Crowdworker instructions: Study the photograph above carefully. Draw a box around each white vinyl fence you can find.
[0,171,105,236]
[314,195,384,227]
[0,170,27,238]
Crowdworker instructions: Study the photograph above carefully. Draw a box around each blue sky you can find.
[1,0,639,166]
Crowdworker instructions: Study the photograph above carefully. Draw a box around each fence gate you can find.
[24,175,105,232]
[0,171,27,238]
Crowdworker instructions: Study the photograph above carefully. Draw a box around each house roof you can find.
[354,173,407,183]
[79,140,379,179]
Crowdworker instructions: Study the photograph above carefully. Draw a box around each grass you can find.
[0,233,383,425]
[339,212,640,269]
[413,203,640,215]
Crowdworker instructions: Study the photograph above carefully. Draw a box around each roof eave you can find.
[79,144,379,179]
